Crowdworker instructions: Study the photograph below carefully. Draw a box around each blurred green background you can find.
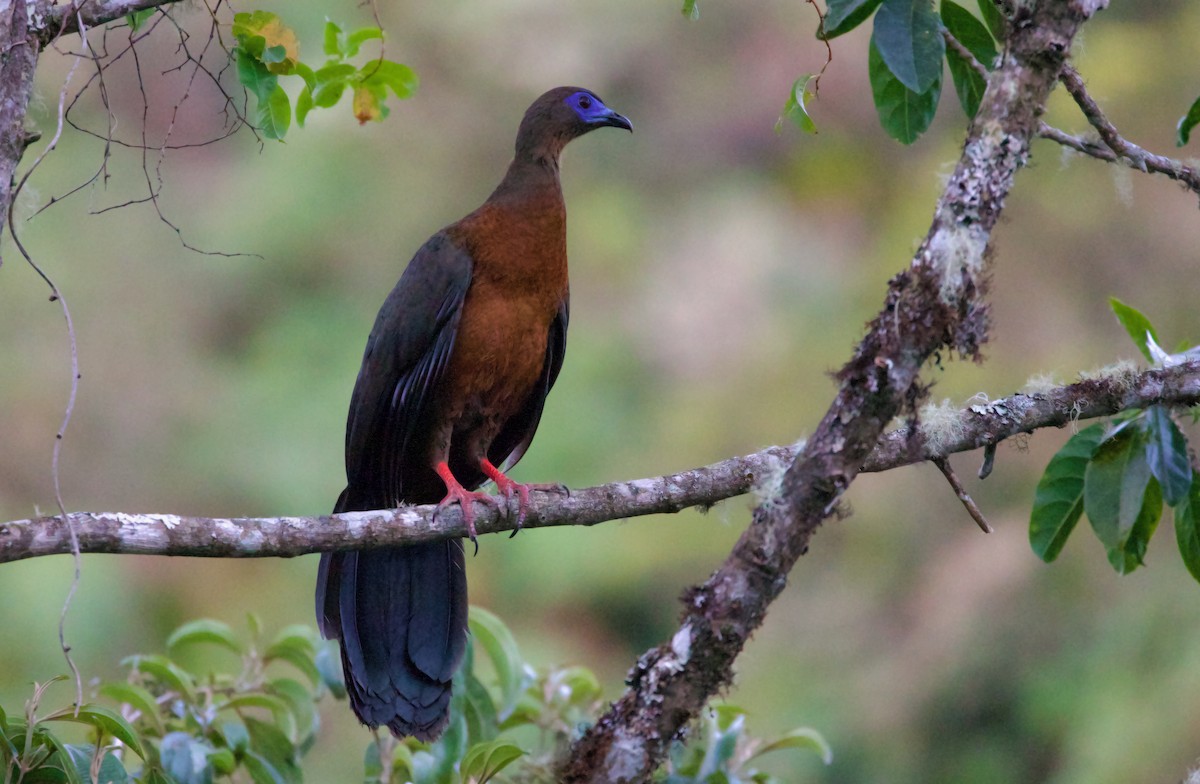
[3,0,1200,780]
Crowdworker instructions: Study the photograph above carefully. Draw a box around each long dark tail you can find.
[316,487,468,740]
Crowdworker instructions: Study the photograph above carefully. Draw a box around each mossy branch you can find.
[4,360,1195,564]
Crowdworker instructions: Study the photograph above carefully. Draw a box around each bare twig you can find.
[943,28,990,78]
[933,457,992,533]
[1041,65,1200,196]
[4,361,1196,564]
[804,0,832,94]
[6,4,90,710]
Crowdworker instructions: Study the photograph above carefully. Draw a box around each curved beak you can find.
[599,109,633,132]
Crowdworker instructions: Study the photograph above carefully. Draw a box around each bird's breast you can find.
[433,201,568,436]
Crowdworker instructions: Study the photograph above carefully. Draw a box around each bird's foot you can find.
[479,459,567,537]
[433,462,499,554]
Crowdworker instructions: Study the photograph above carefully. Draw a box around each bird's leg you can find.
[479,458,567,536]
[433,461,500,553]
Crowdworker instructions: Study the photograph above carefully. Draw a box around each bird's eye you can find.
[578,95,593,110]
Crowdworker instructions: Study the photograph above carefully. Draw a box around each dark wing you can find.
[487,295,569,471]
[343,233,474,506]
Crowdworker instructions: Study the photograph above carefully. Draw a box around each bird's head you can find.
[515,86,632,163]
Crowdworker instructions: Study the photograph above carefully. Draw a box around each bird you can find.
[315,86,631,740]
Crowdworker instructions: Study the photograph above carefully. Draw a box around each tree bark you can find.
[560,1,1110,781]
[4,359,1191,564]
[0,0,45,242]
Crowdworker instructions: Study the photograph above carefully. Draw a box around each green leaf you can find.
[868,35,941,144]
[1084,427,1152,559]
[257,85,291,140]
[1177,94,1200,147]
[263,628,319,686]
[1145,406,1193,507]
[1029,423,1106,562]
[682,0,699,20]
[872,0,945,94]
[941,1,995,117]
[462,672,498,746]
[43,705,145,760]
[750,727,834,765]
[99,682,162,733]
[776,74,818,135]
[236,53,277,105]
[713,704,746,732]
[362,740,382,780]
[698,711,743,778]
[126,9,154,33]
[944,43,985,118]
[323,20,343,57]
[241,750,286,784]
[344,27,384,57]
[469,607,528,720]
[268,678,318,743]
[244,717,300,784]
[1108,477,1161,574]
[209,748,236,776]
[246,612,263,643]
[314,643,346,698]
[122,655,196,700]
[1173,473,1200,583]
[360,60,419,99]
[1109,297,1159,363]
[292,62,316,91]
[941,0,997,65]
[167,619,243,655]
[312,64,356,108]
[295,87,314,127]
[461,739,526,784]
[218,721,249,754]
[555,665,602,706]
[820,0,883,39]
[159,733,214,784]
[219,694,296,741]
[976,0,1006,41]
[63,745,130,784]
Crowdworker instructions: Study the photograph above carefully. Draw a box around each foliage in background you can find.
[1030,299,1200,578]
[231,12,418,140]
[1,611,826,783]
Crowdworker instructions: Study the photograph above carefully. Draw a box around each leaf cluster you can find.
[3,610,827,783]
[821,0,1001,143]
[659,705,831,784]
[1030,299,1200,579]
[2,616,338,784]
[231,14,418,140]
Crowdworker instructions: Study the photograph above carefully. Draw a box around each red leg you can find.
[479,458,567,535]
[433,461,500,552]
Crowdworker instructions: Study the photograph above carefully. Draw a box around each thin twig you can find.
[1046,65,1200,196]
[978,442,996,479]
[943,29,990,78]
[7,6,90,711]
[933,457,992,533]
[804,0,832,94]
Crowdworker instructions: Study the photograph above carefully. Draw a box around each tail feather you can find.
[317,488,468,740]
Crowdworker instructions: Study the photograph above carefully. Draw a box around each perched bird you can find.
[315,87,631,740]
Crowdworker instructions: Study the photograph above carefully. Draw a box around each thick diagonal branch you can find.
[560,1,1109,780]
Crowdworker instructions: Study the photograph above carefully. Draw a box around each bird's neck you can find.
[487,153,563,204]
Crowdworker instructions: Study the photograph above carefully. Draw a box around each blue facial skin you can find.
[566,91,633,131]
